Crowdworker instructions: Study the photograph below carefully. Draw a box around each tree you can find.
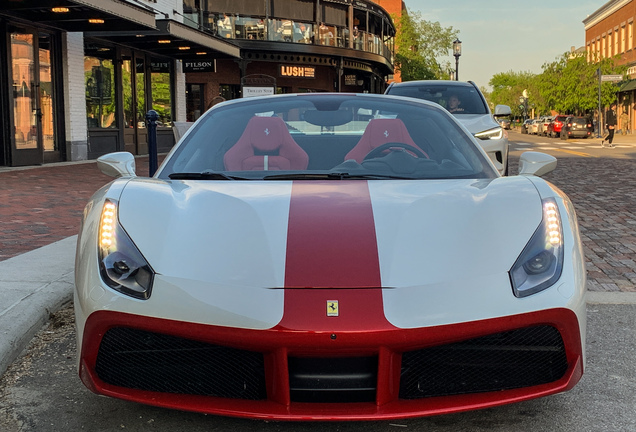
[393,10,458,81]
[489,71,538,117]
[537,52,626,115]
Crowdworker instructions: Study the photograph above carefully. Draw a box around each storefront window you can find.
[122,57,134,129]
[136,58,146,129]
[150,60,172,128]
[11,33,36,150]
[85,54,116,129]
[186,83,204,121]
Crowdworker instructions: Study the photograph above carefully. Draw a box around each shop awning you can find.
[0,0,156,32]
[84,19,241,60]
[1,1,240,59]
[620,79,636,92]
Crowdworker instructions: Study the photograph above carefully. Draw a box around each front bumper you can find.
[79,308,584,421]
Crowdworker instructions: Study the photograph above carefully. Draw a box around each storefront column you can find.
[62,32,88,161]
[175,61,187,122]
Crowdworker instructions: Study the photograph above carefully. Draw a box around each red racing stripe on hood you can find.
[278,181,395,331]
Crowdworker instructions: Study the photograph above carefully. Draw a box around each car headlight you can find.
[98,199,154,300]
[474,127,503,140]
[509,198,564,298]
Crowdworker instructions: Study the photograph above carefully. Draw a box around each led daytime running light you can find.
[544,201,561,245]
[474,127,503,140]
[100,201,117,248]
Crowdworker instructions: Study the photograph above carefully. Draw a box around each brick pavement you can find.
[0,157,154,261]
[0,154,634,292]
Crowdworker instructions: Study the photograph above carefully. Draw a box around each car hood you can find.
[116,176,542,291]
[453,113,499,135]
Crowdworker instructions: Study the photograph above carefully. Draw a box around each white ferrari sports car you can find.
[75,93,586,421]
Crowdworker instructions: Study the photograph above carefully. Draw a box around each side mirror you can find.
[97,152,136,178]
[518,151,557,177]
[494,104,512,117]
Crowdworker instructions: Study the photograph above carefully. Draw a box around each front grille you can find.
[289,356,378,403]
[95,327,267,400]
[399,325,568,399]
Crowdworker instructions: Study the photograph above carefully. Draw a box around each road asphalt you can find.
[1,137,636,380]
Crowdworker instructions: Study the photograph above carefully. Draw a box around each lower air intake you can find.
[95,327,267,400]
[400,325,568,399]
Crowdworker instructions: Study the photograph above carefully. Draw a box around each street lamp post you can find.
[453,38,462,81]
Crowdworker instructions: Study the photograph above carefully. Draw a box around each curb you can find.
[0,236,76,377]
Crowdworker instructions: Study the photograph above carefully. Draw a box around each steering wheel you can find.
[363,142,427,161]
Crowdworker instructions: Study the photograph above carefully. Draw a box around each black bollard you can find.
[146,110,159,176]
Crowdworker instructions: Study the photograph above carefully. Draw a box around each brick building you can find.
[584,0,636,132]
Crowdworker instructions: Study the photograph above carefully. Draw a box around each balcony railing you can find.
[182,11,394,62]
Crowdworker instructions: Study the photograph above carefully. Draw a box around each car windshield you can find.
[157,94,497,181]
[385,85,488,115]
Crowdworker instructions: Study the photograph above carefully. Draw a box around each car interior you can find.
[161,98,496,180]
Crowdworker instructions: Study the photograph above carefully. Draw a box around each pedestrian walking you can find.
[602,103,617,148]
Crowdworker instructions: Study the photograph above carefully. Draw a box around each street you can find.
[1,132,636,431]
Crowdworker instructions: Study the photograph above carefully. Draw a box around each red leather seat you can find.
[344,118,428,163]
[224,116,308,171]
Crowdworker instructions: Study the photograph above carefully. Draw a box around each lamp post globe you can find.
[453,38,462,81]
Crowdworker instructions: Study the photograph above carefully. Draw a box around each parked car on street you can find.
[547,115,569,138]
[561,116,594,140]
[537,116,554,136]
[76,92,586,421]
[497,117,511,129]
[528,119,541,135]
[385,80,511,175]
[521,119,532,134]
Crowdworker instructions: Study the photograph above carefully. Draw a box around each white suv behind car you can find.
[385,80,512,175]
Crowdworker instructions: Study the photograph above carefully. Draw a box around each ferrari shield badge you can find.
[327,300,339,317]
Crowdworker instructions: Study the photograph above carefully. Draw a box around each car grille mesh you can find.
[94,325,568,403]
[399,325,568,399]
[95,327,267,400]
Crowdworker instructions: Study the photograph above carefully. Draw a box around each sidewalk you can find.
[0,156,155,376]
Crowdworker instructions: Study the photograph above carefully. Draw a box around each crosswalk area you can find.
[510,140,636,151]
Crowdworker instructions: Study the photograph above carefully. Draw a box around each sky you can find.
[406,0,603,89]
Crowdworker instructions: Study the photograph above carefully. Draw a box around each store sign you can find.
[183,60,216,73]
[344,74,357,86]
[280,65,315,78]
[243,86,275,98]
[150,61,170,72]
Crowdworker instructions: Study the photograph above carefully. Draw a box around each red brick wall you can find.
[585,2,636,70]
[372,0,405,83]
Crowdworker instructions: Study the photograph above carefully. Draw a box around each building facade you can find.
[0,0,398,168]
[584,0,636,132]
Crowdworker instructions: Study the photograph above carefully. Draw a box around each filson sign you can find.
[279,65,315,78]
[183,60,216,73]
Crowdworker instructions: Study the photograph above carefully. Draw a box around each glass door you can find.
[10,30,42,166]
[39,33,58,162]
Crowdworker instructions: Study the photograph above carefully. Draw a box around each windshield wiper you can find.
[168,171,249,180]
[262,172,417,180]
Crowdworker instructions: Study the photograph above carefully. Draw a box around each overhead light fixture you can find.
[178,46,191,50]
[158,39,171,44]
[52,7,70,13]
[196,52,207,55]
[89,18,105,24]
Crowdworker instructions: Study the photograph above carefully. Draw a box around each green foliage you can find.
[489,71,538,117]
[537,52,626,115]
[488,52,626,117]
[394,10,458,81]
